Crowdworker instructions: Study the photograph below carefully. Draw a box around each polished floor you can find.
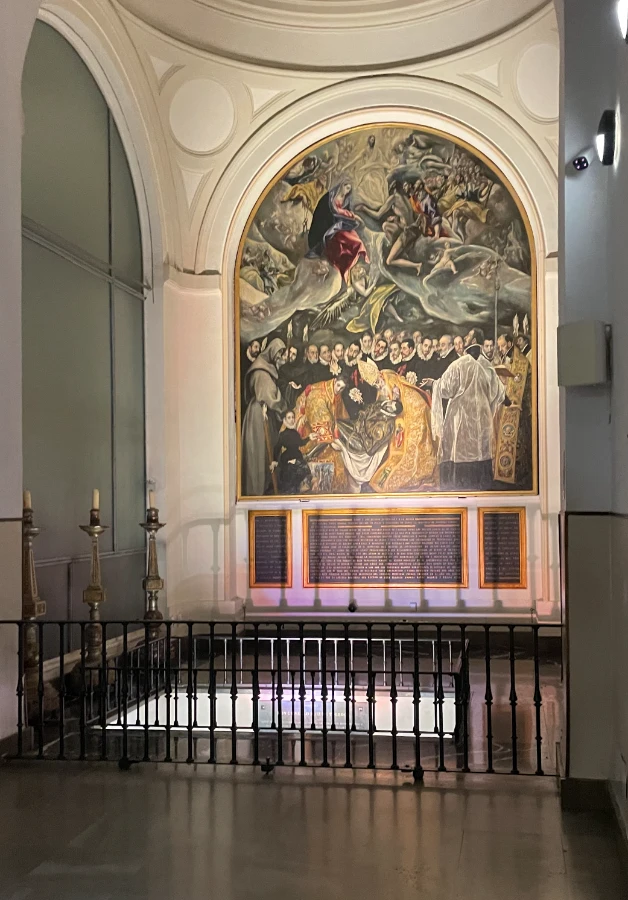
[0,763,623,899]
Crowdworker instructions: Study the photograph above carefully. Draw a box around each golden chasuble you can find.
[494,347,529,484]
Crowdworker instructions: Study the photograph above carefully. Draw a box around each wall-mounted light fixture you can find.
[618,0,628,41]
[596,110,617,165]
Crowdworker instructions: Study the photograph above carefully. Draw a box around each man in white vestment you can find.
[424,327,506,491]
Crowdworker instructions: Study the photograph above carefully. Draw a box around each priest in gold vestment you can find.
[293,362,437,494]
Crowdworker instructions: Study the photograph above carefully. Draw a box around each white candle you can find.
[23,490,31,510]
[92,489,100,511]
[149,490,156,509]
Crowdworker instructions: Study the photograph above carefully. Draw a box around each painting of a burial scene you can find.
[237,124,536,499]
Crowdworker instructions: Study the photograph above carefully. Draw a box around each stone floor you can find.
[0,762,623,899]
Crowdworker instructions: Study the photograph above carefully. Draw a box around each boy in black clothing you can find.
[270,411,313,494]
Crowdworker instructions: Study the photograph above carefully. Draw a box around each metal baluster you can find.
[173,651,179,728]
[16,622,24,758]
[367,624,375,769]
[134,664,141,727]
[390,623,398,770]
[382,638,386,688]
[100,623,108,761]
[276,624,283,765]
[344,624,352,768]
[484,625,494,774]
[310,671,316,732]
[299,623,306,767]
[460,624,470,773]
[330,671,336,731]
[89,668,95,722]
[58,623,65,760]
[37,621,44,758]
[230,623,238,765]
[533,625,544,776]
[154,643,161,727]
[165,622,172,763]
[79,622,87,761]
[412,623,423,782]
[321,623,328,767]
[115,658,122,727]
[209,623,216,764]
[252,623,259,767]
[143,624,150,762]
[436,625,445,771]
[290,671,296,731]
[509,625,519,775]
[193,637,199,749]
[271,669,277,730]
[186,623,194,764]
[121,624,129,766]
[351,671,357,733]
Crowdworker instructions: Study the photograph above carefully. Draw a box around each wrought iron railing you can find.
[1,619,563,778]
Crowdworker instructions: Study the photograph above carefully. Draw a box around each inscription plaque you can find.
[479,507,526,588]
[303,509,467,588]
[249,511,292,588]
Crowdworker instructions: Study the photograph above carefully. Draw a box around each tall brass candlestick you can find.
[141,495,165,640]
[79,501,108,667]
[22,493,46,721]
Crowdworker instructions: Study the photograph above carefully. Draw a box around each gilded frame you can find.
[302,507,468,589]
[235,122,538,501]
[249,509,293,588]
[478,506,527,589]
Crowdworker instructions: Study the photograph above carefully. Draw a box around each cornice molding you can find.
[115,0,552,72]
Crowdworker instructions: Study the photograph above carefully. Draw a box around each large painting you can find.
[237,124,536,499]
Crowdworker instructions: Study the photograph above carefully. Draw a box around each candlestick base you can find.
[141,506,166,640]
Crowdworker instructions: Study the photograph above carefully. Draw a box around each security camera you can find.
[571,144,596,173]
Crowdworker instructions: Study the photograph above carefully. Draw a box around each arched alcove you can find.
[198,80,559,617]
[20,13,167,624]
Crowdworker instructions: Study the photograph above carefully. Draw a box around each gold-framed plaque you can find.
[249,510,292,588]
[478,507,526,589]
[303,508,468,589]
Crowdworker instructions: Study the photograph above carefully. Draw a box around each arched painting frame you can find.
[236,123,537,500]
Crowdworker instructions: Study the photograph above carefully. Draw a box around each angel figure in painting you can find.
[423,242,458,293]
[281,154,333,233]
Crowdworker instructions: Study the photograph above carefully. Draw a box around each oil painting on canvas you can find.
[237,125,536,499]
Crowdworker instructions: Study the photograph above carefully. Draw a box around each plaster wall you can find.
[562,0,628,840]
[4,0,561,631]
[0,0,41,739]
[116,4,560,620]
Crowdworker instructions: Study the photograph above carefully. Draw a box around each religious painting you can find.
[236,124,536,499]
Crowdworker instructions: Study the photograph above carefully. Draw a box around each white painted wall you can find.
[117,1,561,621]
[0,0,40,741]
[563,0,628,836]
[0,0,562,737]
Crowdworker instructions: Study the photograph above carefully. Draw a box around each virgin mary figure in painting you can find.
[307,181,369,283]
[241,338,287,496]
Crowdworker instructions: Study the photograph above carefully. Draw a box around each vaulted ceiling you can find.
[116,0,551,70]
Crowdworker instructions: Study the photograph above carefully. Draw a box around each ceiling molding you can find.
[116,0,553,72]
